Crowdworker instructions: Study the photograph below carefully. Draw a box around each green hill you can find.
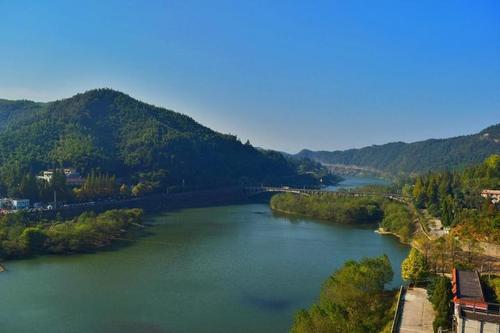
[296,124,500,175]
[0,88,321,196]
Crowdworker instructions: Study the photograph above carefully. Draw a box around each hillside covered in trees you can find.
[296,124,500,175]
[408,154,500,243]
[0,89,331,198]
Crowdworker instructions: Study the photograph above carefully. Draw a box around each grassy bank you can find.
[270,193,383,224]
[270,193,415,242]
[0,208,143,260]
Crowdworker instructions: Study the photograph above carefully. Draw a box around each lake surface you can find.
[0,203,408,333]
[326,175,390,191]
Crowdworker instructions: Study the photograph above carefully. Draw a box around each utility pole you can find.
[54,190,57,209]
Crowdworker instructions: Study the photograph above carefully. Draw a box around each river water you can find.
[326,175,389,191]
[0,178,407,333]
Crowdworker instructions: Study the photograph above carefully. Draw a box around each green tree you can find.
[401,248,428,284]
[119,184,131,197]
[291,255,394,333]
[19,227,47,254]
[131,182,152,197]
[428,276,452,332]
[18,173,39,200]
[440,195,454,227]
[413,178,427,208]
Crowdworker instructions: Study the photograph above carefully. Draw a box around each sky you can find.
[1,0,499,153]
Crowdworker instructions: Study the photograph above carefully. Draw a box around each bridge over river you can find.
[244,186,409,203]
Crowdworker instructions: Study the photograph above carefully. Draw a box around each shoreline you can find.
[270,206,379,226]
[375,228,411,245]
[0,192,264,268]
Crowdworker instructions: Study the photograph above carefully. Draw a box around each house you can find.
[37,168,85,186]
[0,198,12,210]
[37,170,54,183]
[64,169,85,186]
[452,268,500,333]
[481,190,500,204]
[12,199,30,210]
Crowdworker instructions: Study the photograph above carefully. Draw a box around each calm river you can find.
[0,184,407,333]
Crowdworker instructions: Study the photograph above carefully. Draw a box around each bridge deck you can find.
[245,186,409,202]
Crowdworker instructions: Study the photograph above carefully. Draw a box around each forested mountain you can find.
[0,88,322,196]
[408,154,499,243]
[296,124,500,175]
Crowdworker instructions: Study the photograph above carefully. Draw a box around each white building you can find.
[12,199,30,210]
[481,190,500,204]
[0,198,12,209]
[37,168,85,186]
[0,198,30,210]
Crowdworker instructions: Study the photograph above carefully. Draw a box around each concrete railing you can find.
[391,285,406,333]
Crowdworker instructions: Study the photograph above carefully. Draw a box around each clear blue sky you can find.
[1,0,499,152]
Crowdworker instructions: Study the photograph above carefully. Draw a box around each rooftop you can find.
[453,269,485,303]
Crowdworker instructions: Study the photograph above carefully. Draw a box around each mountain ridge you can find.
[295,124,500,175]
[0,88,324,196]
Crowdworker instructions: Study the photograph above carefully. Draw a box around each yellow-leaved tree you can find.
[401,248,428,284]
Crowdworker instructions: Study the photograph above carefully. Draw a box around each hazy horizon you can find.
[1,0,499,152]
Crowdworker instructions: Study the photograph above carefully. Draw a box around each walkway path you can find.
[399,287,434,333]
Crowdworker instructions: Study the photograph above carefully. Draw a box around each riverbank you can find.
[19,186,254,221]
[0,203,409,333]
[270,192,383,224]
[269,191,500,275]
[0,209,144,262]
[376,228,411,245]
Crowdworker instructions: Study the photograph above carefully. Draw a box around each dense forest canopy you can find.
[296,124,500,175]
[0,89,331,198]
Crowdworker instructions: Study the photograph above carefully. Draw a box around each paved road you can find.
[399,288,434,333]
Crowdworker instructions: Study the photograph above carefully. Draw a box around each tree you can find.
[413,178,427,208]
[19,227,47,254]
[50,169,72,202]
[401,248,428,284]
[440,195,454,226]
[131,182,152,197]
[119,184,131,197]
[428,276,452,332]
[291,255,394,333]
[18,173,39,200]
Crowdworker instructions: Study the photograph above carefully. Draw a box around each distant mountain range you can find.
[296,124,500,176]
[0,89,324,195]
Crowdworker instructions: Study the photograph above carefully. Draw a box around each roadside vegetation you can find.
[427,276,453,332]
[0,208,143,259]
[481,275,500,303]
[401,248,428,284]
[291,255,395,333]
[407,154,500,244]
[399,246,453,332]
